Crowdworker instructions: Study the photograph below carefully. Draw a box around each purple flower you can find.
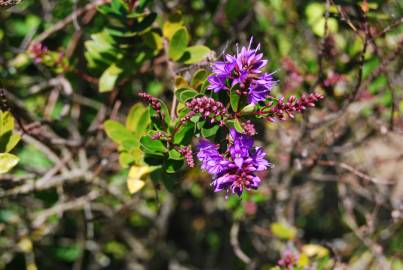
[197,129,271,197]
[197,140,228,175]
[207,37,275,104]
[248,73,276,104]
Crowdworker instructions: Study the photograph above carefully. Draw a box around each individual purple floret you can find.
[207,37,276,104]
[197,128,270,197]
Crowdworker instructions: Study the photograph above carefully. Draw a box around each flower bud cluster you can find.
[242,120,256,136]
[29,43,48,64]
[138,92,161,112]
[177,146,195,168]
[186,96,227,125]
[262,92,324,122]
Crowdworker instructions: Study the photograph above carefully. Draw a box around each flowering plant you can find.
[133,37,324,197]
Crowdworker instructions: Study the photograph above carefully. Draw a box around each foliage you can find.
[0,0,402,269]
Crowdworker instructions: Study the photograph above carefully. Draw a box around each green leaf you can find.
[168,27,189,61]
[168,149,183,160]
[240,104,256,115]
[140,135,167,155]
[173,122,194,144]
[234,119,244,133]
[164,158,184,173]
[0,153,19,174]
[181,45,211,64]
[201,125,220,138]
[126,103,150,135]
[119,152,136,168]
[176,88,199,103]
[162,12,183,39]
[99,64,123,92]
[55,244,81,262]
[230,88,240,112]
[0,133,21,153]
[0,111,14,136]
[270,222,297,240]
[104,120,134,145]
[191,69,208,89]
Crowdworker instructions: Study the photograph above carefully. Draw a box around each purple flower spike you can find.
[197,128,271,197]
[207,37,276,104]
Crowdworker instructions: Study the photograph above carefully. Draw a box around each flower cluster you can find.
[277,250,299,270]
[241,120,256,136]
[197,129,270,197]
[138,92,161,113]
[29,43,48,64]
[186,96,227,125]
[207,38,276,104]
[177,146,194,168]
[260,92,324,122]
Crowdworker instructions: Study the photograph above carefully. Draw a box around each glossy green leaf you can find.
[182,45,211,64]
[176,88,199,103]
[168,149,183,160]
[173,122,194,144]
[126,103,150,134]
[140,135,167,155]
[201,125,220,138]
[230,88,240,112]
[0,153,19,174]
[104,120,134,145]
[240,104,256,115]
[0,111,14,136]
[99,64,123,92]
[168,27,189,61]
[234,118,244,133]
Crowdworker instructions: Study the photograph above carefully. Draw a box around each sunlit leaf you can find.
[99,63,123,92]
[182,45,211,64]
[169,27,189,61]
[104,120,134,145]
[270,222,297,240]
[0,153,19,174]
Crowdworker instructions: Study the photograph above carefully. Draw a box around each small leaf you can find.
[234,119,244,133]
[140,135,167,155]
[181,45,211,64]
[240,104,256,115]
[126,165,155,194]
[201,125,220,138]
[270,222,297,240]
[173,122,194,145]
[168,149,183,160]
[104,120,134,145]
[176,88,199,103]
[175,76,190,89]
[164,158,184,173]
[191,69,208,89]
[99,64,123,92]
[4,134,21,153]
[230,87,240,112]
[0,153,19,174]
[126,103,149,134]
[119,152,135,168]
[0,111,14,136]
[168,27,189,61]
[162,12,184,39]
